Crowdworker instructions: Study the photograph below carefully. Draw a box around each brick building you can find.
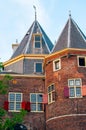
[1,14,86,130]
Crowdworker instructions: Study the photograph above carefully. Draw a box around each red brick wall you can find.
[0,75,45,130]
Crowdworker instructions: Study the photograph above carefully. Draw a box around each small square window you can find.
[79,57,85,66]
[53,59,61,71]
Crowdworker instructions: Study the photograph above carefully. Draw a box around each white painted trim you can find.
[46,114,86,123]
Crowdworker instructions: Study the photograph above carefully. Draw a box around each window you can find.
[35,62,42,73]
[8,93,22,112]
[53,59,61,71]
[48,84,55,104]
[68,79,82,98]
[34,35,41,48]
[30,93,43,112]
[78,56,86,67]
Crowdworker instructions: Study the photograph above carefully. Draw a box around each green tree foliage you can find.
[0,74,12,94]
[0,75,27,130]
[0,62,4,72]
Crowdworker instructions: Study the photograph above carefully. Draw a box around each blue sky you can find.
[0,0,86,62]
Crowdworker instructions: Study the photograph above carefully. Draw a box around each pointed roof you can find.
[52,15,86,53]
[11,20,53,59]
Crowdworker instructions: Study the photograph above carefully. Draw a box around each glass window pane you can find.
[76,87,81,96]
[16,94,21,101]
[55,60,59,70]
[69,80,74,86]
[38,103,42,111]
[48,87,50,92]
[35,35,40,41]
[16,102,21,110]
[75,79,81,86]
[31,94,36,102]
[9,102,14,110]
[35,42,40,48]
[36,63,42,73]
[31,103,36,111]
[79,57,85,66]
[10,94,15,101]
[37,94,42,102]
[51,85,54,91]
[49,93,51,102]
[70,87,75,97]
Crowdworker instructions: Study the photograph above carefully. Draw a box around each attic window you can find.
[78,57,86,67]
[34,35,41,48]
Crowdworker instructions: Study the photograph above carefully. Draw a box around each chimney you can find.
[12,39,19,52]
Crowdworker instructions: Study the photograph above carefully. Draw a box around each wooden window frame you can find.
[48,84,55,104]
[68,79,82,98]
[30,93,43,112]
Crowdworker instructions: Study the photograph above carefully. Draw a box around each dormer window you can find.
[34,34,41,48]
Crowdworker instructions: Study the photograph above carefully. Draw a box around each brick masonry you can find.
[45,50,86,130]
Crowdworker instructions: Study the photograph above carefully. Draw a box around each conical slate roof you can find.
[52,15,86,53]
[11,20,53,59]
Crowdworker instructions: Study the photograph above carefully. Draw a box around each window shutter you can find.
[64,87,69,98]
[82,85,86,96]
[26,102,30,111]
[21,102,26,110]
[4,101,9,111]
[43,94,48,104]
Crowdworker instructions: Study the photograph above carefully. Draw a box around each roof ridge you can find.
[68,16,71,48]
[72,19,86,42]
[52,20,68,53]
[24,21,35,54]
[37,22,51,53]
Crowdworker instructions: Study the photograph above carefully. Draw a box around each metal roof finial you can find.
[33,5,37,21]
[69,10,71,18]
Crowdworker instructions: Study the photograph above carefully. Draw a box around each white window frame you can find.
[48,84,55,104]
[53,59,61,71]
[34,62,43,73]
[68,78,82,98]
[77,56,86,67]
[30,93,43,112]
[8,92,22,112]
